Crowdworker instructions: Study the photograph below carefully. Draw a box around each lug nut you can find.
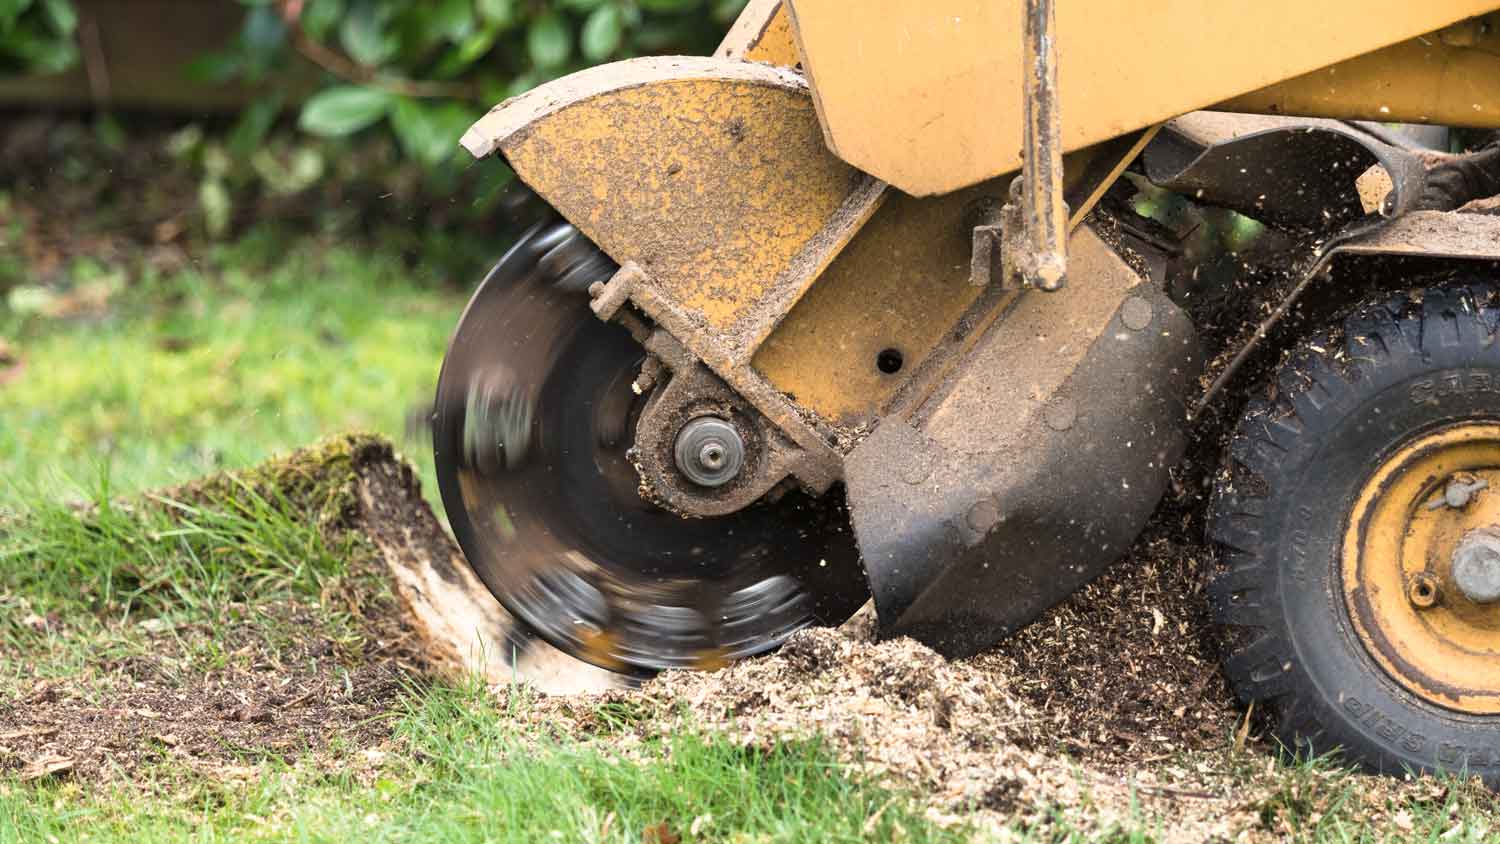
[1408,572,1441,609]
[1452,528,1500,604]
[1426,474,1489,510]
[674,417,745,488]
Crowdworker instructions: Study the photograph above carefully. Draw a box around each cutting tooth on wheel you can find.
[433,212,866,674]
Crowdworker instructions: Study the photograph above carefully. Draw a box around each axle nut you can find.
[1452,528,1500,604]
[674,417,745,488]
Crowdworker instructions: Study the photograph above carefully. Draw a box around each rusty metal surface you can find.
[784,0,1500,196]
[843,227,1202,655]
[1138,113,1453,419]
[1065,128,1161,229]
[1015,0,1068,291]
[1342,424,1500,714]
[751,126,1162,429]
[1221,14,1500,129]
[716,0,799,66]
[751,183,1006,427]
[629,328,813,517]
[1145,113,1429,232]
[462,57,866,336]
[1339,210,1500,260]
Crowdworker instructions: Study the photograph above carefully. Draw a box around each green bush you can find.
[5,0,744,166]
[0,0,78,74]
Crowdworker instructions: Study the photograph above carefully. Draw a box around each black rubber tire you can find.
[1209,283,1500,785]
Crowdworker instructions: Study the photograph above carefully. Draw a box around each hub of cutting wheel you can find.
[674,416,745,487]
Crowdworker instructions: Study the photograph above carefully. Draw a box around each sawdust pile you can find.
[652,620,1042,810]
[974,532,1238,763]
[598,531,1247,837]
[639,527,1240,769]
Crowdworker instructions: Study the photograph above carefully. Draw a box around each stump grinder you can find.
[434,0,1500,782]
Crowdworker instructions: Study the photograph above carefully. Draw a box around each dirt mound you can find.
[11,435,1487,838]
[625,535,1246,839]
[974,532,1238,764]
[641,528,1240,769]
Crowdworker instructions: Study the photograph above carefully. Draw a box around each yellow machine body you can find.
[786,0,1500,196]
[463,2,1500,436]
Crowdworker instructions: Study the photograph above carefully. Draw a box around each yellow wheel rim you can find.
[1343,423,1500,715]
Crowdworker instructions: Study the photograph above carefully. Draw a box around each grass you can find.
[0,227,465,510]
[0,682,968,844]
[0,436,380,701]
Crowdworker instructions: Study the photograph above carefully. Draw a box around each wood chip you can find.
[20,755,74,781]
[641,822,679,844]
[0,727,59,742]
[226,706,273,724]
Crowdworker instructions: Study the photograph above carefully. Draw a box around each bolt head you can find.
[1452,529,1500,604]
[1408,573,1441,609]
[673,417,745,488]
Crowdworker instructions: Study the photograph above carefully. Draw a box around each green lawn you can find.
[0,229,464,510]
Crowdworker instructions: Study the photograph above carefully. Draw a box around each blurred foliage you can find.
[0,0,77,75]
[2,0,744,236]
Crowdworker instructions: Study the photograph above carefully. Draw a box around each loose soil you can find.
[0,602,417,784]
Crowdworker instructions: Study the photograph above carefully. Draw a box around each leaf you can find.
[6,29,77,74]
[300,0,345,41]
[475,0,513,28]
[391,98,475,166]
[182,50,243,84]
[229,96,282,157]
[250,146,324,194]
[92,112,126,150]
[431,24,498,79]
[630,19,691,52]
[526,11,571,69]
[559,0,608,10]
[38,0,74,36]
[636,0,699,11]
[711,0,747,23]
[429,0,473,43]
[240,4,288,53]
[298,86,391,137]
[0,0,34,32]
[339,1,395,66]
[580,4,622,62]
[199,179,233,238]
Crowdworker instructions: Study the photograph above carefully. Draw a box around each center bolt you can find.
[674,417,745,488]
[1451,527,1500,605]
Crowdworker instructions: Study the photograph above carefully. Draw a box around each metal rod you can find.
[1021,0,1068,291]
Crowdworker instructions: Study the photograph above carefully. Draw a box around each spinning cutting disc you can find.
[433,219,866,672]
